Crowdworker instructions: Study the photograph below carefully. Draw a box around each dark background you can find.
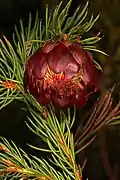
[0,0,120,179]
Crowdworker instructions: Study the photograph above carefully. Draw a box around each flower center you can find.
[44,66,65,86]
[43,66,85,98]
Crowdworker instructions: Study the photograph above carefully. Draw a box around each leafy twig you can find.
[75,87,120,154]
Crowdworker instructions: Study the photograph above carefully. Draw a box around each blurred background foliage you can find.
[0,0,120,179]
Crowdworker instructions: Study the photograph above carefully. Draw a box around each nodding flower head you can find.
[24,40,99,109]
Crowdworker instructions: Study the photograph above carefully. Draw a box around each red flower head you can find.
[24,40,99,109]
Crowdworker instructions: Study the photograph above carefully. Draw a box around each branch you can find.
[75,87,120,154]
[0,138,64,179]
[24,97,82,179]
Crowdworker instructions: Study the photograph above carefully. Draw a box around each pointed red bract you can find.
[24,40,100,109]
[47,43,70,73]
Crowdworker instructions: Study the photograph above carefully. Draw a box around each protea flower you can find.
[24,40,99,109]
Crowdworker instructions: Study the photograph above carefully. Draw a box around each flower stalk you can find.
[56,133,82,180]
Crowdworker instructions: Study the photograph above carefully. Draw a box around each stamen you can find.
[44,66,65,86]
